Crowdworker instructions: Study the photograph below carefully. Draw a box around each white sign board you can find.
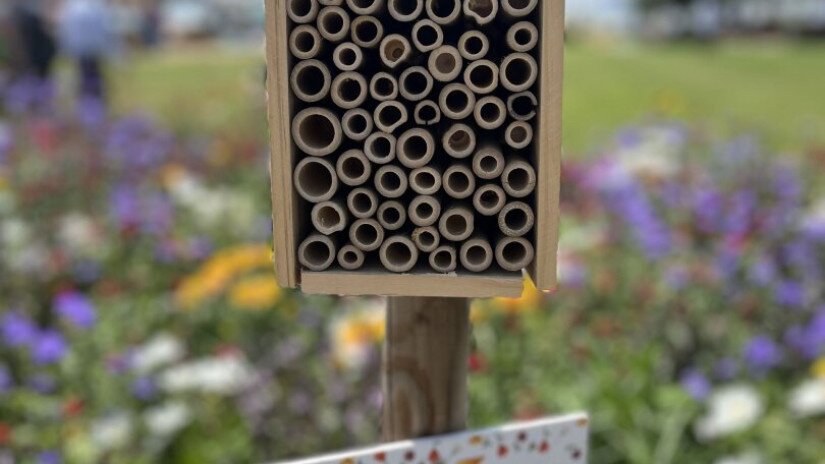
[276,413,589,464]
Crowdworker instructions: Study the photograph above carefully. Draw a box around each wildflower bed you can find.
[1,76,824,463]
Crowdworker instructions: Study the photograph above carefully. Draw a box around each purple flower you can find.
[748,256,776,286]
[36,450,61,464]
[76,95,107,130]
[33,330,68,365]
[54,292,96,329]
[1,311,38,347]
[0,363,12,393]
[28,373,56,394]
[132,377,157,401]
[600,175,671,259]
[679,369,711,400]
[743,335,782,372]
[785,308,825,360]
[774,280,806,309]
[693,187,724,234]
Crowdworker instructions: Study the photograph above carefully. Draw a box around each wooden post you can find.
[382,297,470,441]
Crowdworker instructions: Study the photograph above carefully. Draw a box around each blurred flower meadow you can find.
[0,70,824,464]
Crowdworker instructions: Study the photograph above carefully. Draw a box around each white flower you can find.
[144,402,192,437]
[789,378,825,418]
[158,355,255,395]
[131,333,185,374]
[614,126,682,179]
[694,384,763,441]
[90,413,133,450]
[714,451,763,464]
[1,218,30,247]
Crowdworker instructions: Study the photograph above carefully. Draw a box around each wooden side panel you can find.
[265,0,299,288]
[531,0,565,292]
[301,272,524,298]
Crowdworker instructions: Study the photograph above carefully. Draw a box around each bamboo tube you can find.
[409,166,442,195]
[495,236,534,272]
[342,108,374,141]
[500,0,537,18]
[411,19,443,52]
[457,30,489,60]
[290,59,331,103]
[292,108,342,157]
[506,21,538,52]
[442,164,476,200]
[506,91,537,121]
[425,0,460,24]
[380,235,419,273]
[501,158,536,198]
[338,244,366,270]
[429,245,457,272]
[374,165,408,199]
[351,16,384,48]
[500,52,538,92]
[438,206,474,242]
[442,123,476,159]
[336,149,372,186]
[463,0,498,25]
[399,66,434,102]
[331,71,368,110]
[473,95,506,130]
[288,0,319,24]
[459,237,493,272]
[388,0,424,22]
[317,6,350,42]
[347,0,385,15]
[439,84,475,120]
[369,72,399,102]
[374,101,408,134]
[378,201,408,231]
[463,60,498,95]
[472,183,506,216]
[380,34,412,69]
[428,45,462,83]
[504,121,533,149]
[364,132,397,164]
[397,128,435,169]
[333,42,364,71]
[412,226,440,253]
[294,157,339,203]
[498,201,535,237]
[289,25,322,59]
[347,188,379,218]
[320,0,343,4]
[408,195,441,227]
[299,234,337,271]
[472,144,505,179]
[350,218,385,251]
[311,200,348,234]
[414,100,441,126]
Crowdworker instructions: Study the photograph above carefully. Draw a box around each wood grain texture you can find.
[382,297,470,440]
[301,271,523,297]
[265,0,299,287]
[531,0,565,291]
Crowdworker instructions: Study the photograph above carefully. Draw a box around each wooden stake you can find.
[382,297,470,441]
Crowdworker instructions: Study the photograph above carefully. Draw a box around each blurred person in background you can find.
[141,0,162,48]
[58,0,117,102]
[6,0,58,80]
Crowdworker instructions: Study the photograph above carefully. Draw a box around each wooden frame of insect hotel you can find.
[265,0,565,298]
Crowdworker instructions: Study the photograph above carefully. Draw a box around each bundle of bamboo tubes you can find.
[288,0,540,274]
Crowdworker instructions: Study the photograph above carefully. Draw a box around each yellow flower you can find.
[813,358,825,379]
[492,276,543,314]
[229,275,281,310]
[331,303,385,370]
[174,244,274,309]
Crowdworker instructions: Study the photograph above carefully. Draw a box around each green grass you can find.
[105,40,825,154]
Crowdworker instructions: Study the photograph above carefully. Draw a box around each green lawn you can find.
[105,40,825,155]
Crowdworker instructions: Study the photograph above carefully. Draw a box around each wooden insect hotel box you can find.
[265,0,564,298]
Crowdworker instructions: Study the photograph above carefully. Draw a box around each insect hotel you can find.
[266,0,564,298]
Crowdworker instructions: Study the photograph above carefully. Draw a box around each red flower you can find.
[63,396,85,417]
[468,352,487,373]
[0,422,11,445]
